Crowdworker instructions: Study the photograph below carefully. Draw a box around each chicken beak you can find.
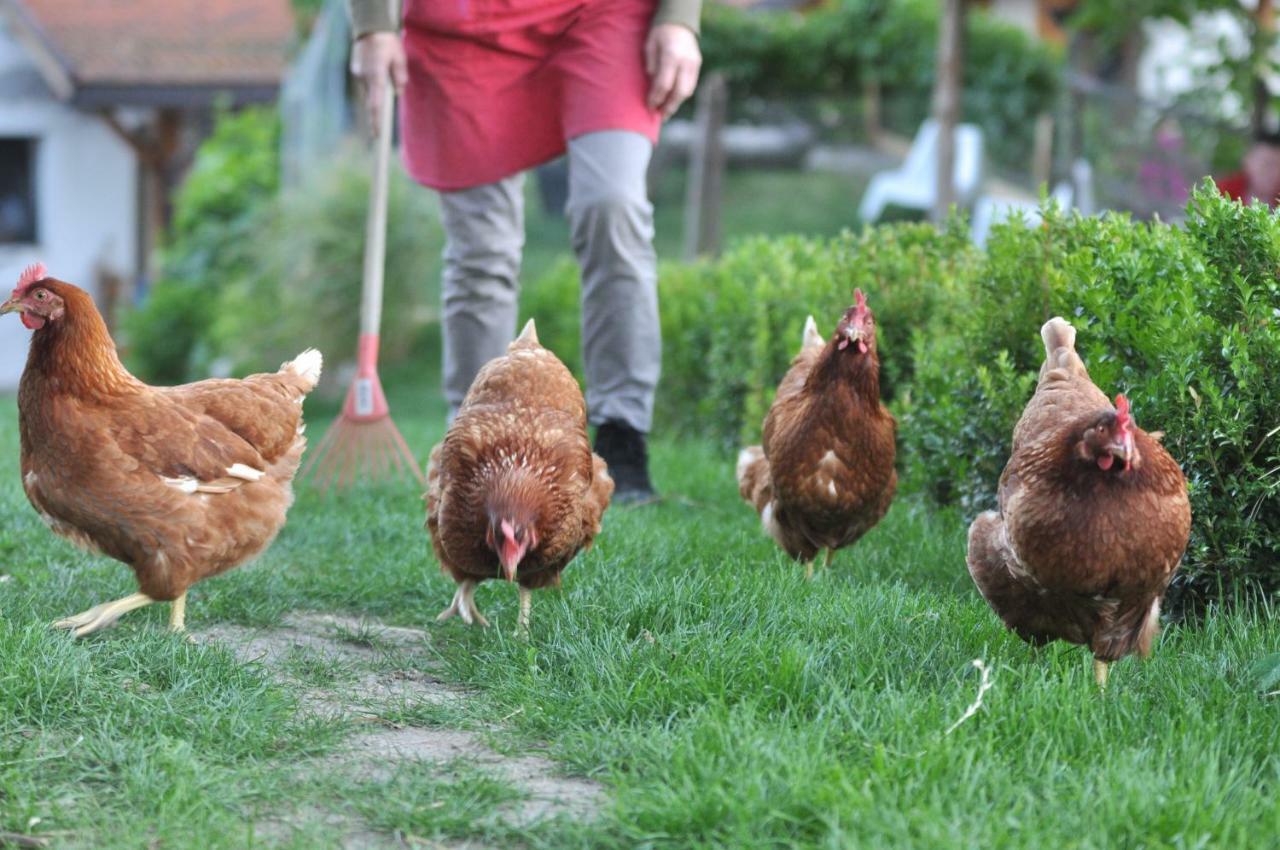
[842,322,868,354]
[499,536,524,582]
[0,298,21,315]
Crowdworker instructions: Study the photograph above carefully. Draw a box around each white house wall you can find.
[0,20,138,392]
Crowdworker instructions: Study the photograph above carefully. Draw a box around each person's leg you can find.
[566,130,660,502]
[438,174,525,420]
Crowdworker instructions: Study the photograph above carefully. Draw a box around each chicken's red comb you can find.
[14,262,48,293]
[1115,394,1133,432]
[853,288,869,317]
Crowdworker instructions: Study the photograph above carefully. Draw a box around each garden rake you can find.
[303,88,425,490]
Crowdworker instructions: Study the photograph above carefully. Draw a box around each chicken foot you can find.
[436,579,489,627]
[1093,659,1110,690]
[53,592,154,638]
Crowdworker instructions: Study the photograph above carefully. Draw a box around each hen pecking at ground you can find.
[426,319,613,632]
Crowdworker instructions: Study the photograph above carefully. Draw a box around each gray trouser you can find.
[438,130,660,432]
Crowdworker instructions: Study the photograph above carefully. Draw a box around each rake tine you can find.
[314,423,346,486]
[388,420,426,485]
[301,418,338,480]
[379,432,395,480]
[338,427,360,490]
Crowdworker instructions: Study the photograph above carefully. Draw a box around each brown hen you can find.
[737,290,897,578]
[1,265,321,636]
[967,317,1191,687]
[426,319,613,631]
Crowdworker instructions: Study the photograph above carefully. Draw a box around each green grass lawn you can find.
[1,380,1278,849]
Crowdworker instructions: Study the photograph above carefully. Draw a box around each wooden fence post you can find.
[931,0,966,223]
[1032,112,1054,189]
[683,71,728,261]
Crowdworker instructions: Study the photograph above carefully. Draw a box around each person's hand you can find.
[645,23,701,120]
[350,32,408,135]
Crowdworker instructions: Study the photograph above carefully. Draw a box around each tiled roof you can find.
[17,0,294,88]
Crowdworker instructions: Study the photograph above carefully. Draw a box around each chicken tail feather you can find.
[283,348,324,392]
[1041,316,1075,357]
[1039,316,1091,379]
[736,445,770,509]
[802,315,823,350]
[517,318,539,344]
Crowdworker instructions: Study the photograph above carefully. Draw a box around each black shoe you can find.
[593,421,658,505]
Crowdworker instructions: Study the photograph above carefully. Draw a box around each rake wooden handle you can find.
[360,85,394,340]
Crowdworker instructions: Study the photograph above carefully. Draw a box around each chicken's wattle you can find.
[21,313,44,330]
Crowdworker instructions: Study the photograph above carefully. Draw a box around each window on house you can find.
[0,138,37,244]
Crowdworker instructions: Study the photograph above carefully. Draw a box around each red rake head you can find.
[301,414,425,491]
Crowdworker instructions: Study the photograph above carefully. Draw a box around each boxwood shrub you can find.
[524,186,1280,595]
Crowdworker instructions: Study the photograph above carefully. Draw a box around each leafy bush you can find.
[124,108,281,383]
[125,106,443,383]
[207,161,441,375]
[901,186,1279,593]
[528,187,1279,594]
[700,0,1063,170]
[523,222,979,444]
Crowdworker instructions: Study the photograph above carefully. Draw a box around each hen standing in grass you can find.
[737,290,897,578]
[967,317,1191,687]
[2,265,321,636]
[427,319,613,631]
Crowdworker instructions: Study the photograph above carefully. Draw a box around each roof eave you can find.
[70,81,282,109]
[0,0,75,99]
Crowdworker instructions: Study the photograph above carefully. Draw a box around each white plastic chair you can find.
[857,120,985,222]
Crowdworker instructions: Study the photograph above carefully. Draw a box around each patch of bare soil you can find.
[198,612,601,848]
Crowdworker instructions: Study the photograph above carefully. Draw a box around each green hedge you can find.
[523,221,978,442]
[524,187,1280,595]
[902,185,1279,595]
[700,0,1063,170]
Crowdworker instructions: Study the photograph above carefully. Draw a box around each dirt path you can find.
[197,612,601,848]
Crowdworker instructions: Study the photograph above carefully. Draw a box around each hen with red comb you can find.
[967,316,1191,688]
[737,290,897,576]
[1,270,322,637]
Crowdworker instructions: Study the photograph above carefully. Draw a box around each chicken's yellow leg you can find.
[169,592,187,633]
[804,549,829,581]
[517,586,532,636]
[53,592,153,638]
[436,585,465,623]
[460,580,489,628]
[1093,659,1110,690]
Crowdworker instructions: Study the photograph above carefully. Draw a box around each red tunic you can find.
[400,0,661,191]
[1216,171,1280,208]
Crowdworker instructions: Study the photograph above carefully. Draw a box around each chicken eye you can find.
[34,291,46,300]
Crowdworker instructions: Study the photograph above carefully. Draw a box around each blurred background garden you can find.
[1,0,1277,602]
